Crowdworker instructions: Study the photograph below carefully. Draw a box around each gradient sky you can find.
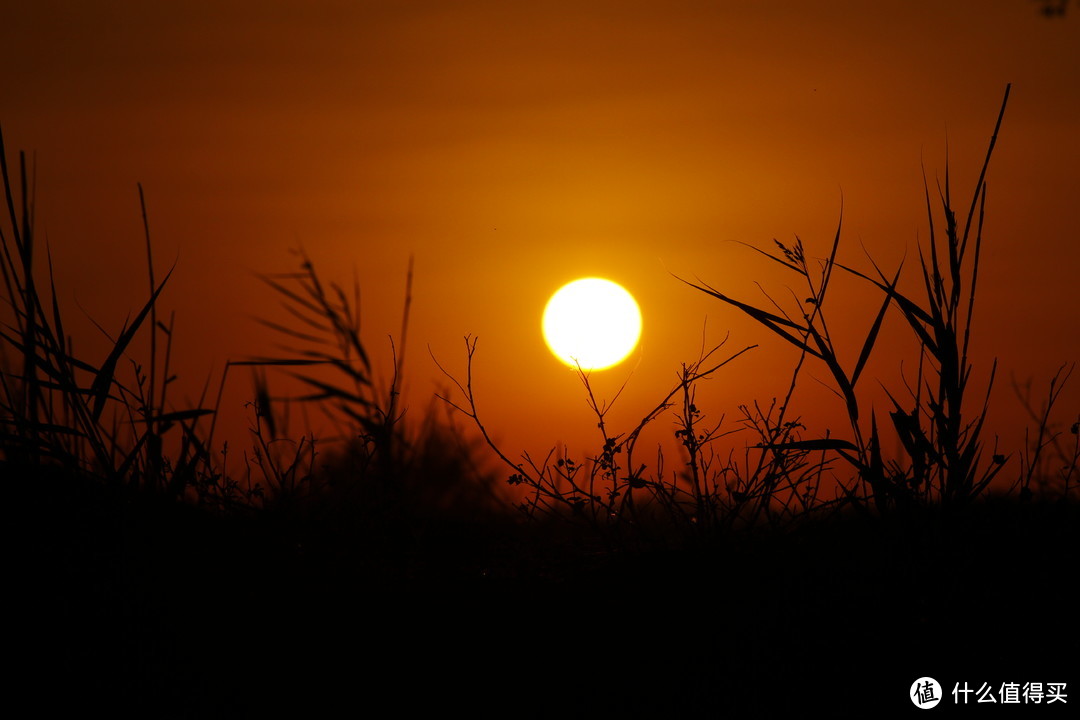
[2,0,1078,483]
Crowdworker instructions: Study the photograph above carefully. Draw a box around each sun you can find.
[542,278,642,371]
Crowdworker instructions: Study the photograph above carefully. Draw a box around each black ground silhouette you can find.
[8,462,1075,716]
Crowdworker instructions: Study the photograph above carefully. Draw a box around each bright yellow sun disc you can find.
[542,278,642,371]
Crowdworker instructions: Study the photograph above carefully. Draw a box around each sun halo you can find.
[542,277,642,371]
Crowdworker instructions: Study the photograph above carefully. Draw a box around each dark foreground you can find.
[6,469,1076,718]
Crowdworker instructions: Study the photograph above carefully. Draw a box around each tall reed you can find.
[683,85,1014,514]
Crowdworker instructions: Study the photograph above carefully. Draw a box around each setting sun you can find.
[542,277,642,371]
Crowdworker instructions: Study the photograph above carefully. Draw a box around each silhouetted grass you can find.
[2,85,1078,715]
[436,83,1077,545]
[5,87,1072,547]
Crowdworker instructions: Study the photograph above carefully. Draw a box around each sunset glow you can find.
[4,3,1079,715]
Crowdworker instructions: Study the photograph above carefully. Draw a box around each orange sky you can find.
[2,1,1078,489]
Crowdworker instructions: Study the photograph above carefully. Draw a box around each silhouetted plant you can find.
[0,127,228,505]
[432,332,842,538]
[1013,363,1079,500]
[241,250,408,467]
[682,84,1014,514]
[0,121,500,532]
[238,252,502,524]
